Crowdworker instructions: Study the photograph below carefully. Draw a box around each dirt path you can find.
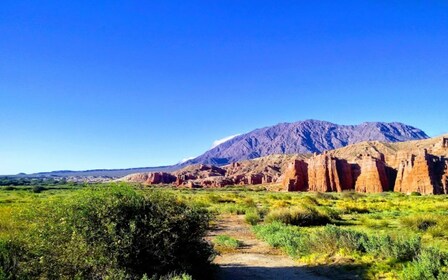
[209,215,329,280]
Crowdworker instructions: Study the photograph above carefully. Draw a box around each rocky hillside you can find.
[121,135,448,195]
[183,120,429,166]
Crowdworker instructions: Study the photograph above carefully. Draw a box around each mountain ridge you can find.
[182,119,429,166]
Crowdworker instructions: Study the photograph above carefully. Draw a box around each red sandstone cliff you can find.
[354,155,389,193]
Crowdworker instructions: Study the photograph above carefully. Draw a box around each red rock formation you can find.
[307,154,345,192]
[146,172,177,184]
[354,155,389,193]
[282,160,308,191]
[394,150,448,195]
[336,159,354,191]
[441,160,448,194]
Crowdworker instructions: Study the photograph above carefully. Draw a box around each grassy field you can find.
[1,183,448,279]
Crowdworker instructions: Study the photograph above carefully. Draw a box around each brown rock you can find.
[282,160,308,191]
[145,172,177,184]
[394,150,448,195]
[307,154,344,192]
[354,155,389,193]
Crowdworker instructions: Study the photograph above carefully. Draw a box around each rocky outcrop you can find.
[394,150,448,195]
[282,160,308,191]
[121,172,176,185]
[307,154,344,192]
[442,138,448,148]
[442,160,448,194]
[281,154,354,192]
[354,155,389,193]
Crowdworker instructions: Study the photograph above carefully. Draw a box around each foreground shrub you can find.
[400,248,448,280]
[0,239,23,279]
[264,206,331,226]
[363,235,421,261]
[15,185,215,279]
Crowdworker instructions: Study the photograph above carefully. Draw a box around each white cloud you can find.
[211,134,241,149]
[178,157,195,164]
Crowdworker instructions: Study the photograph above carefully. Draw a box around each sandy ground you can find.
[208,215,329,280]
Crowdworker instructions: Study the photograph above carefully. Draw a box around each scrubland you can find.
[1,183,448,279]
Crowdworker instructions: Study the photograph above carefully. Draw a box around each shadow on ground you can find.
[214,263,368,280]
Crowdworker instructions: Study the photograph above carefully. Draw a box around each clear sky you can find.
[1,1,447,175]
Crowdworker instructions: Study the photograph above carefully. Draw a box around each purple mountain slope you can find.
[183,120,429,166]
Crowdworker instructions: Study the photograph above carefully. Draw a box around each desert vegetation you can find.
[0,184,214,279]
[1,183,448,279]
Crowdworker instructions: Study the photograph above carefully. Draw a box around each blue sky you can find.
[1,1,447,174]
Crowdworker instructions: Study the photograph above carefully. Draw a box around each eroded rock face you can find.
[394,150,448,195]
[282,160,308,191]
[440,161,448,194]
[122,172,176,185]
[282,155,354,192]
[354,155,389,193]
[307,154,343,192]
[146,172,177,184]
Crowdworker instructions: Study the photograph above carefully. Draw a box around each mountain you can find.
[183,120,429,166]
[122,134,448,194]
[7,120,429,179]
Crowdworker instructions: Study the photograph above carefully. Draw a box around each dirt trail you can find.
[209,215,329,280]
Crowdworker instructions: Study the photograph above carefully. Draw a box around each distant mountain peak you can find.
[181,120,428,166]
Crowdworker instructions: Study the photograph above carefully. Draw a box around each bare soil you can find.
[208,215,329,280]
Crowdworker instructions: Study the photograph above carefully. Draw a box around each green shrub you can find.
[31,186,46,193]
[314,192,337,200]
[253,222,305,257]
[0,239,23,280]
[362,235,421,261]
[16,185,215,279]
[213,235,242,249]
[401,215,438,232]
[254,222,421,263]
[307,225,366,255]
[264,206,331,226]
[245,210,261,225]
[301,196,320,206]
[400,248,448,280]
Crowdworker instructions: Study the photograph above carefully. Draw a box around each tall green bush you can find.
[7,185,214,279]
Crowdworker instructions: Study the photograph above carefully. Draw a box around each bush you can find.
[16,185,215,279]
[400,248,448,280]
[363,235,421,261]
[254,222,422,263]
[0,239,23,279]
[307,225,367,255]
[264,206,331,226]
[245,210,261,225]
[401,215,438,232]
[213,235,242,249]
[253,222,305,257]
[31,186,46,193]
